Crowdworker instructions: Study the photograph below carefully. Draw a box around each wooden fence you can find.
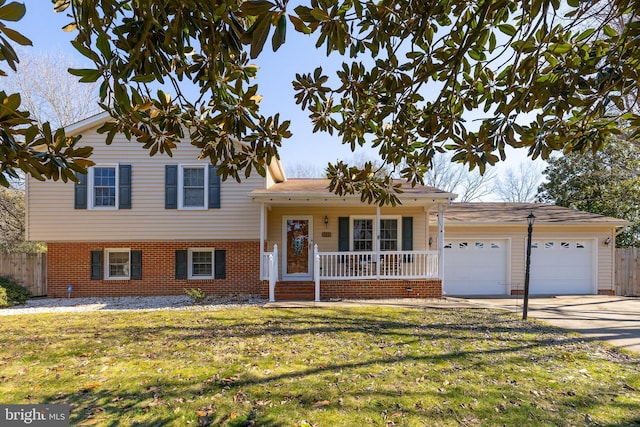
[0,253,47,297]
[615,248,640,296]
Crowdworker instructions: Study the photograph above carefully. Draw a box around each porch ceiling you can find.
[250,179,454,208]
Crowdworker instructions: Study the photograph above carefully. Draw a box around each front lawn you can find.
[1,306,639,426]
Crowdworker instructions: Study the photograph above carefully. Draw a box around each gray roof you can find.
[445,203,630,226]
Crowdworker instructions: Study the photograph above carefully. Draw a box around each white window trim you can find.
[104,248,131,280]
[188,248,216,279]
[349,215,402,252]
[88,164,119,210]
[178,164,208,210]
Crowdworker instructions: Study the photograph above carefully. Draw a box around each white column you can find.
[260,203,265,280]
[438,203,445,282]
[375,205,381,279]
[314,244,320,302]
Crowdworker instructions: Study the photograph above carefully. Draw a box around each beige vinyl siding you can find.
[27,127,265,242]
[442,225,615,293]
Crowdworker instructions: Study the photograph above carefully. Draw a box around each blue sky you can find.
[16,2,544,188]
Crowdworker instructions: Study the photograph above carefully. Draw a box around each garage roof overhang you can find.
[442,203,632,228]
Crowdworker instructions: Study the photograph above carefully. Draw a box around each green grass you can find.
[1,307,639,426]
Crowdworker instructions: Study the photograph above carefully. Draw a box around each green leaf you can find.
[288,14,310,35]
[0,26,31,46]
[498,24,516,37]
[240,0,274,16]
[67,68,101,82]
[96,33,112,61]
[132,74,155,83]
[0,2,25,21]
[271,14,286,51]
[310,8,330,21]
[250,14,271,59]
[603,25,617,37]
[574,28,594,43]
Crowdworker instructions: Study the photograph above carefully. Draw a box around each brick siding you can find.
[259,279,442,299]
[47,241,261,298]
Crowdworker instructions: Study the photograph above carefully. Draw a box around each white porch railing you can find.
[316,250,439,280]
[261,245,438,302]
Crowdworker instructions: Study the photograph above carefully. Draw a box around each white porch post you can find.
[314,244,320,302]
[438,203,445,281]
[269,244,278,302]
[375,205,381,279]
[260,203,265,279]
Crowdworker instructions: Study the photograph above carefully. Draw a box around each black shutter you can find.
[74,172,88,209]
[338,217,350,251]
[175,250,187,279]
[119,165,132,209]
[402,217,413,250]
[90,250,103,280]
[208,165,221,209]
[165,165,178,209]
[214,250,226,279]
[130,250,142,280]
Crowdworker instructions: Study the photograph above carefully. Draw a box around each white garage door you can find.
[443,239,509,295]
[530,240,594,294]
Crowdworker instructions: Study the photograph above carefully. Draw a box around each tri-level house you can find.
[26,113,629,299]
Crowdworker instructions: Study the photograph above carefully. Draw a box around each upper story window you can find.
[75,164,131,210]
[91,166,117,208]
[165,164,221,210]
[181,166,207,208]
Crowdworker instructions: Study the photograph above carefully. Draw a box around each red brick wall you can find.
[259,279,442,299]
[47,241,261,298]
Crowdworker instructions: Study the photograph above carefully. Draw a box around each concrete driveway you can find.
[459,296,640,354]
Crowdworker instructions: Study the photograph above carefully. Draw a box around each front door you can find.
[283,217,313,280]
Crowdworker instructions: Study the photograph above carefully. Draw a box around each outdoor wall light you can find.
[604,237,611,246]
[324,215,329,228]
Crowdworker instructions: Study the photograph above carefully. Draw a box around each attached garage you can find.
[443,239,509,295]
[530,239,595,295]
[442,203,629,296]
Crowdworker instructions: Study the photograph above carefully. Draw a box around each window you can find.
[105,249,130,280]
[188,249,215,279]
[177,165,208,209]
[351,217,401,251]
[353,219,373,251]
[89,166,118,209]
[380,219,398,251]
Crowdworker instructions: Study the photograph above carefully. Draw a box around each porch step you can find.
[275,282,315,301]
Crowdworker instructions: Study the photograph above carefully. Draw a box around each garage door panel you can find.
[530,239,593,295]
[444,239,508,295]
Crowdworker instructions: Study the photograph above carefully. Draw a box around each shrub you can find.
[185,288,206,304]
[0,276,31,307]
[0,287,7,308]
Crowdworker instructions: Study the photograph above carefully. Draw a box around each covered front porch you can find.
[251,179,453,301]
